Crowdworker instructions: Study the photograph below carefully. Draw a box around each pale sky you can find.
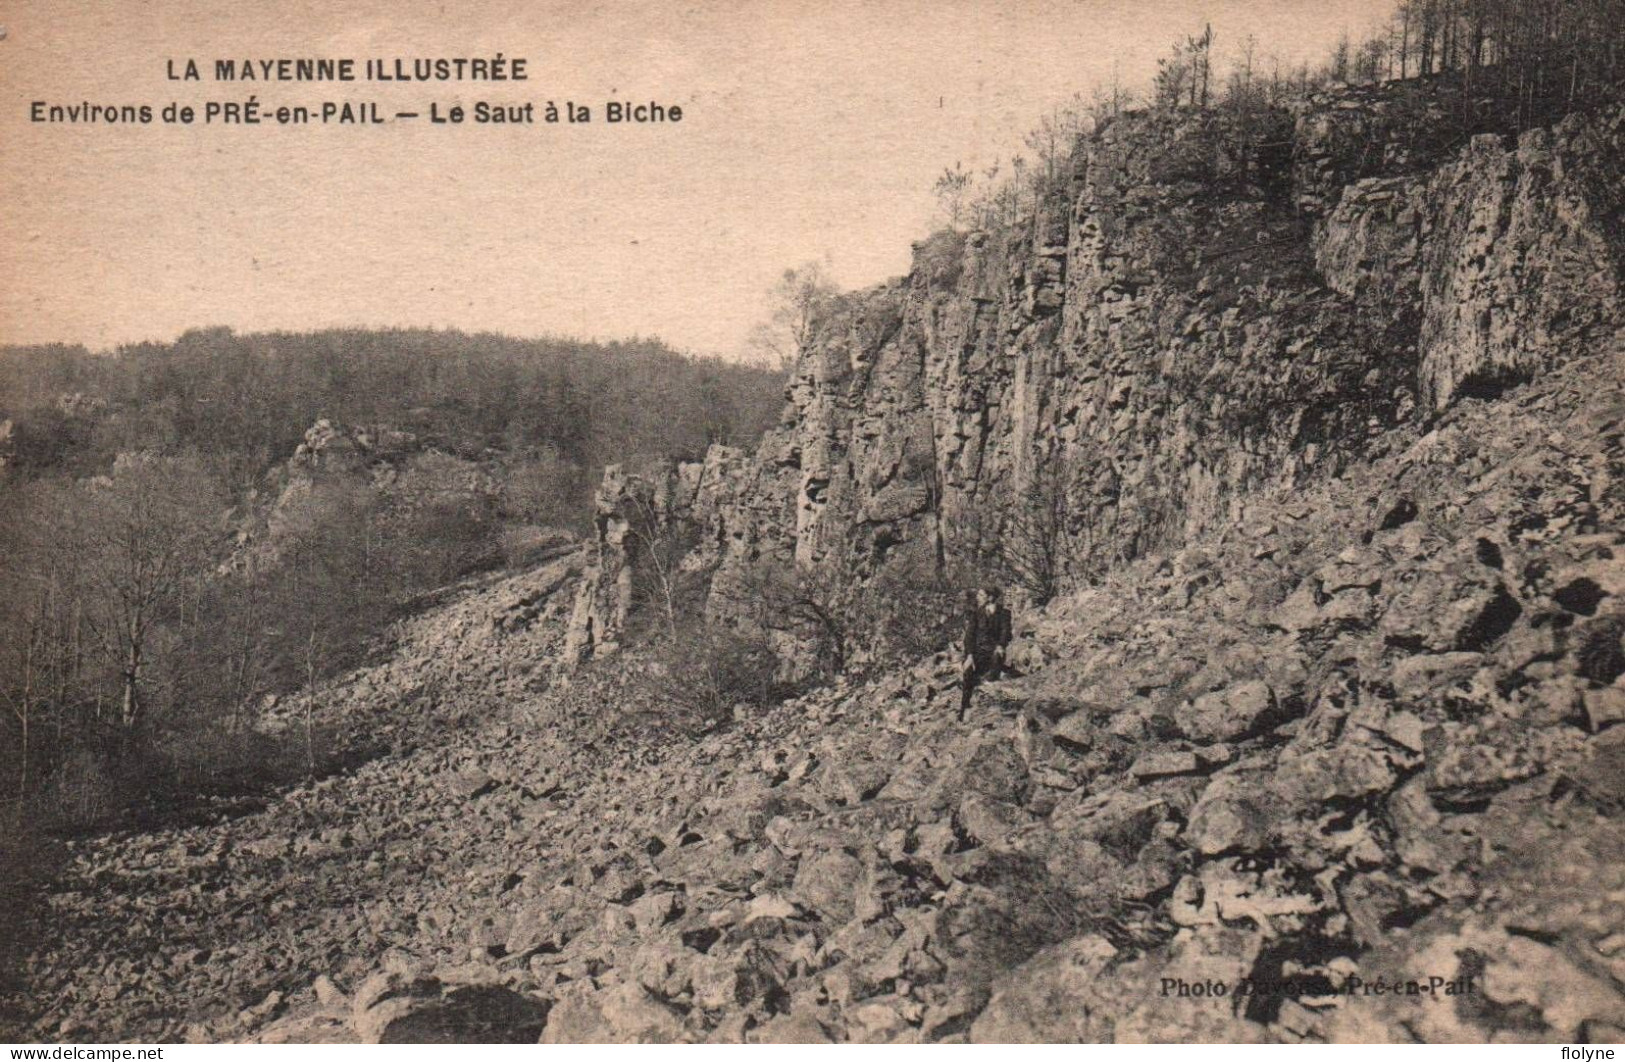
[0,0,1395,361]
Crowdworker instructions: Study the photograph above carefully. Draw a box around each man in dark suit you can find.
[959,585,1012,720]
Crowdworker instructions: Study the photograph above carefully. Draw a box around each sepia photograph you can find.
[1,0,1623,1046]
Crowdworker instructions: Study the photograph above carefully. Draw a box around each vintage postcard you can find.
[2,0,1622,1047]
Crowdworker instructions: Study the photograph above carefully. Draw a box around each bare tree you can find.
[0,488,96,813]
[2,601,44,806]
[1009,156,1030,217]
[67,455,223,734]
[745,261,841,372]
[1155,45,1193,108]
[1225,33,1262,109]
[220,561,268,734]
[735,556,853,678]
[1000,465,1089,606]
[1398,0,1414,78]
[267,478,383,774]
[933,162,975,230]
[1023,97,1090,196]
[1330,32,1352,82]
[619,481,703,640]
[1187,24,1216,107]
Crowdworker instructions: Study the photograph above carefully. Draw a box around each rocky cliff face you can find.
[570,91,1624,660]
[1316,104,1625,410]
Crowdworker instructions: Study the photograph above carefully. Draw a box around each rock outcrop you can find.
[564,448,761,666]
[1322,110,1625,409]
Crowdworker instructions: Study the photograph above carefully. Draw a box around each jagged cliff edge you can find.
[568,86,1623,664]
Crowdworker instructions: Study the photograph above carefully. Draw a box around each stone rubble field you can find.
[10,346,1623,1043]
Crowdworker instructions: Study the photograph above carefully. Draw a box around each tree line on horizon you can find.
[0,327,781,486]
[933,0,1625,235]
